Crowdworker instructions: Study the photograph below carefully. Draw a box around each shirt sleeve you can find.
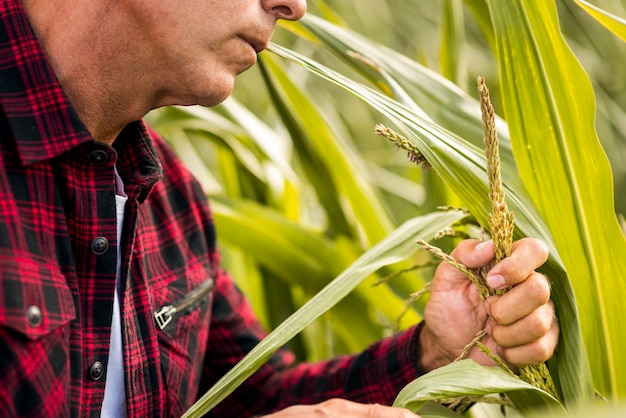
[199,265,424,417]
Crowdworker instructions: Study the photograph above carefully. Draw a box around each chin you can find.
[195,76,236,107]
[165,87,233,109]
[202,90,233,107]
[158,71,237,108]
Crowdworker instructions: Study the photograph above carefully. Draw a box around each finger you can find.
[266,399,419,418]
[489,302,555,347]
[486,272,551,325]
[363,403,418,417]
[486,238,549,290]
[448,239,495,269]
[330,399,418,418]
[500,315,559,366]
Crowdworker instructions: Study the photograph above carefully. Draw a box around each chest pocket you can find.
[152,263,215,414]
[154,276,214,331]
[0,258,76,340]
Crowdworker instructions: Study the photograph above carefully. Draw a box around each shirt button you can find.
[89,361,104,381]
[89,150,108,164]
[91,237,109,255]
[26,305,42,327]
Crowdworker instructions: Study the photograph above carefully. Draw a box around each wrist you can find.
[417,323,454,373]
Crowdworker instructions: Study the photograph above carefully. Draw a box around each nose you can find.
[262,0,307,21]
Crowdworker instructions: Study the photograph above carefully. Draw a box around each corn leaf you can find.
[487,0,626,399]
[416,401,465,418]
[394,360,565,414]
[573,0,626,42]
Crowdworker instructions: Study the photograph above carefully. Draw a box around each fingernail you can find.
[487,274,506,289]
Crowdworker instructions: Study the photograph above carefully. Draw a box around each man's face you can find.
[126,0,307,108]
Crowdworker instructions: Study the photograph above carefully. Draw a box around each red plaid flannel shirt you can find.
[0,1,423,416]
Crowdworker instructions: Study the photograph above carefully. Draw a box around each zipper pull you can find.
[155,305,176,330]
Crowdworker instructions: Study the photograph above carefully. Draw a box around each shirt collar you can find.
[0,0,96,165]
[114,122,164,203]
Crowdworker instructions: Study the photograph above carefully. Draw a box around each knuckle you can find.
[528,237,549,259]
[517,237,549,259]
[528,273,551,304]
[510,336,555,366]
[489,301,507,324]
[531,311,553,337]
[530,338,553,364]
[501,334,554,365]
[536,240,550,261]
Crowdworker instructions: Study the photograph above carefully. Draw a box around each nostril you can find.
[273,6,293,18]
[263,0,306,21]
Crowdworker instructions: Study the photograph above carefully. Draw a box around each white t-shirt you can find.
[101,168,128,417]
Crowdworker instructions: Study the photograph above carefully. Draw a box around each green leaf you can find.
[487,0,626,400]
[394,360,565,414]
[416,401,465,418]
[181,210,467,418]
[573,0,626,42]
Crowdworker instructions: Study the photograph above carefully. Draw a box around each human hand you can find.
[260,399,418,417]
[419,238,558,371]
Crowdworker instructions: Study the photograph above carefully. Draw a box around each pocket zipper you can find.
[154,278,215,330]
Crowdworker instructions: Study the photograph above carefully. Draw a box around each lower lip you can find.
[246,43,258,64]
[234,44,257,73]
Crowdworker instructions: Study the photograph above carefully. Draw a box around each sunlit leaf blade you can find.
[181,211,467,418]
[393,360,565,414]
[267,40,588,407]
[487,0,626,400]
[573,0,626,42]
